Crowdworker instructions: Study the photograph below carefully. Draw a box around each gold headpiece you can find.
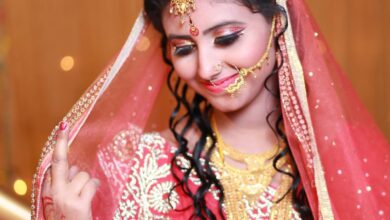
[170,0,199,36]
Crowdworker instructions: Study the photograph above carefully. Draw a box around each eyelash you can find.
[173,44,195,56]
[173,30,244,57]
[214,31,243,46]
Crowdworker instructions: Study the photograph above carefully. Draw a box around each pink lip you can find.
[203,74,239,94]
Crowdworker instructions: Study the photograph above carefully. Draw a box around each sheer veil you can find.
[32,0,390,219]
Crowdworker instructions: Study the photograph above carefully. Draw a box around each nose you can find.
[197,47,221,81]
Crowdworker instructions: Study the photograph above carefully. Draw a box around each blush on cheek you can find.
[173,62,197,81]
[231,25,272,69]
[243,45,268,68]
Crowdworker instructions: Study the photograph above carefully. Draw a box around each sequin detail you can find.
[113,133,301,219]
[31,71,109,219]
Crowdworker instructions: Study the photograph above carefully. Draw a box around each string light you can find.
[60,55,75,71]
[13,179,27,196]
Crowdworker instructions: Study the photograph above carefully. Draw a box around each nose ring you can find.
[213,62,223,74]
[209,62,223,86]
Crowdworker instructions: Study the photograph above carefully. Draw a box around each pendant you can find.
[190,25,199,36]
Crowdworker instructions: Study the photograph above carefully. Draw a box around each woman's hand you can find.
[42,121,100,220]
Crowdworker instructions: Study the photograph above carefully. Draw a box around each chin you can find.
[208,96,246,113]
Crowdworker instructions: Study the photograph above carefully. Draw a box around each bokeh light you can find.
[13,179,27,196]
[60,55,75,71]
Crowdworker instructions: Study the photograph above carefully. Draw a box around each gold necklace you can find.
[210,116,294,219]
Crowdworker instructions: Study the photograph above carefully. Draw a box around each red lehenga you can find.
[31,0,390,219]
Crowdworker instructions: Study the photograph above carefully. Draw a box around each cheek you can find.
[172,57,197,81]
[226,19,272,69]
[235,35,269,68]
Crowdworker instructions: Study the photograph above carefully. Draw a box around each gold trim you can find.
[226,17,276,95]
[276,0,334,219]
[31,11,148,220]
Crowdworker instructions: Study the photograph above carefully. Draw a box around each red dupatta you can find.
[277,0,390,218]
[32,0,390,219]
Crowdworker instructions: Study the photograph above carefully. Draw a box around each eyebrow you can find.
[167,20,245,41]
[203,21,245,35]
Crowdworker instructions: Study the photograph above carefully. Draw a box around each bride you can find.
[32,0,390,219]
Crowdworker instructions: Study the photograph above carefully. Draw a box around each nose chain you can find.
[225,17,276,95]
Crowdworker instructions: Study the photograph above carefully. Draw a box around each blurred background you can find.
[0,0,389,218]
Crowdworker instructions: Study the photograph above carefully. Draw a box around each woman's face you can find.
[162,0,276,112]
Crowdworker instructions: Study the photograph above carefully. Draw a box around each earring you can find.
[209,62,223,86]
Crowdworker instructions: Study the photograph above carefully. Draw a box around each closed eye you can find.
[214,31,244,47]
[173,44,196,56]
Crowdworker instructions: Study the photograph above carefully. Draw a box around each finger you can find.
[51,121,70,189]
[42,196,55,220]
[69,171,91,195]
[42,169,55,220]
[42,168,52,197]
[80,178,100,203]
[68,165,79,181]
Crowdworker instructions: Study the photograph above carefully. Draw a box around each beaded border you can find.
[31,71,108,219]
[275,0,334,218]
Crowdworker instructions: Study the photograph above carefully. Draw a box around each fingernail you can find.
[59,121,68,131]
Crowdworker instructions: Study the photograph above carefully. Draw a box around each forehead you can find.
[162,0,256,34]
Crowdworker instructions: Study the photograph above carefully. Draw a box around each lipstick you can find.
[203,74,239,94]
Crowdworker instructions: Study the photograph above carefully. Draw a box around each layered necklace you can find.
[210,116,294,219]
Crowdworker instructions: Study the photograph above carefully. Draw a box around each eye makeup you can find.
[214,25,245,46]
[168,22,246,57]
[213,25,246,37]
[170,39,196,56]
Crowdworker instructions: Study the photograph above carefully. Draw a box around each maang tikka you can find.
[170,0,199,36]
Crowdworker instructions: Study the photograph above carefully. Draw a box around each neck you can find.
[213,86,280,154]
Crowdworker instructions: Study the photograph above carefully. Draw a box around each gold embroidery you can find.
[148,182,179,213]
[276,0,334,218]
[31,71,108,219]
[97,125,142,190]
[117,200,137,219]
[109,132,302,219]
[114,133,179,219]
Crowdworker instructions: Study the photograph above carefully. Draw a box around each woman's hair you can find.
[144,0,313,219]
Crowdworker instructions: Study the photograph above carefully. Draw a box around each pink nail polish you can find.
[59,121,68,131]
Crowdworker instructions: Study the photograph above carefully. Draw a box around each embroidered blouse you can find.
[98,132,301,219]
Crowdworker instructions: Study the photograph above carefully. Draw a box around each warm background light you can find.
[60,55,75,71]
[0,0,388,211]
[13,179,27,196]
[0,191,30,219]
